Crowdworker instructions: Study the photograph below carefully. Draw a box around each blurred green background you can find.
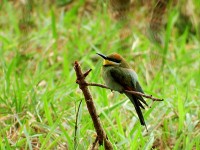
[0,0,199,149]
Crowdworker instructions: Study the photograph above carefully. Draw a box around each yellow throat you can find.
[103,59,119,66]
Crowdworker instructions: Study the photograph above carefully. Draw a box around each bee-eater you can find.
[97,53,148,129]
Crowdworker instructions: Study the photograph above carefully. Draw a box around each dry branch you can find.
[87,83,163,101]
[74,61,113,150]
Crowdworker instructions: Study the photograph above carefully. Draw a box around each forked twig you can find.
[74,61,113,150]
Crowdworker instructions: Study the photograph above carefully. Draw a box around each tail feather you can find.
[138,100,145,109]
[126,94,147,130]
[138,96,148,107]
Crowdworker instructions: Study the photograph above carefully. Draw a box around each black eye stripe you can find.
[107,58,121,63]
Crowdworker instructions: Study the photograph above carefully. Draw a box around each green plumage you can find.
[98,53,148,129]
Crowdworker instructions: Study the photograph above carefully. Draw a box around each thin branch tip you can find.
[84,69,92,77]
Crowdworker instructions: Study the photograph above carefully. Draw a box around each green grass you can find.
[0,0,200,149]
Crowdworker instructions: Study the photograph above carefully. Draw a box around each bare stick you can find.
[84,69,92,78]
[124,90,163,101]
[74,100,82,150]
[87,83,163,102]
[74,61,113,150]
[87,83,111,90]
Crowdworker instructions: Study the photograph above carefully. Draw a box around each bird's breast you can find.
[102,66,124,92]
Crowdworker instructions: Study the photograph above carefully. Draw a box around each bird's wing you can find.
[110,67,148,107]
[109,67,136,89]
[136,81,144,93]
[110,67,147,128]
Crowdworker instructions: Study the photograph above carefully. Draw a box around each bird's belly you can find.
[102,69,124,92]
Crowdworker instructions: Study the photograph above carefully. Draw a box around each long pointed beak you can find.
[96,53,107,60]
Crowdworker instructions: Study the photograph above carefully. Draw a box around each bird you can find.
[97,53,148,130]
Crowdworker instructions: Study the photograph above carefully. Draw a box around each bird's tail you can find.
[126,94,148,131]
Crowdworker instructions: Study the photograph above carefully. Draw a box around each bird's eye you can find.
[107,58,121,63]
